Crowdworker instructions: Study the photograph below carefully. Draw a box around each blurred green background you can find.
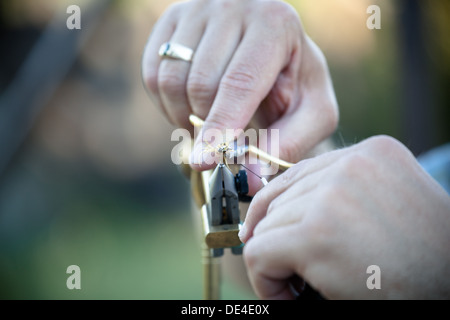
[0,0,448,299]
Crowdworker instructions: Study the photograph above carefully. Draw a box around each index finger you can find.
[190,9,296,169]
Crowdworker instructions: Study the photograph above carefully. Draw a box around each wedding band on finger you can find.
[158,42,194,62]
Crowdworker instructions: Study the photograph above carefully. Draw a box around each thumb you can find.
[267,37,338,164]
[266,90,338,166]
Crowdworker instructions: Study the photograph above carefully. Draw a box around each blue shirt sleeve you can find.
[417,143,450,194]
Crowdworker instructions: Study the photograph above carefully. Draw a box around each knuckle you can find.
[363,135,408,157]
[340,153,372,174]
[221,67,258,97]
[158,70,186,96]
[204,108,235,131]
[290,159,310,177]
[187,71,216,104]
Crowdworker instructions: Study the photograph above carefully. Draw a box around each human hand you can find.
[142,0,338,173]
[239,135,450,299]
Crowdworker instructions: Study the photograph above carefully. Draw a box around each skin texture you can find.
[239,135,450,299]
[142,0,338,181]
[142,0,450,299]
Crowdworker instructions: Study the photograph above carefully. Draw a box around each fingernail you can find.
[238,223,247,242]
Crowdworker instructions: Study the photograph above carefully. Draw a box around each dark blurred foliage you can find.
[323,0,450,155]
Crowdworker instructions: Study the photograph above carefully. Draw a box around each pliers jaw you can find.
[203,163,250,257]
[209,163,240,226]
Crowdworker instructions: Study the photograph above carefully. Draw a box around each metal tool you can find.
[186,115,294,299]
[191,150,251,299]
[203,163,247,257]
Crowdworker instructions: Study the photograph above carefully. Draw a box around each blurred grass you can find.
[0,137,257,300]
[0,164,254,299]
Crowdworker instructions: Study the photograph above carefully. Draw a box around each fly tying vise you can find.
[184,115,294,299]
[189,115,294,172]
